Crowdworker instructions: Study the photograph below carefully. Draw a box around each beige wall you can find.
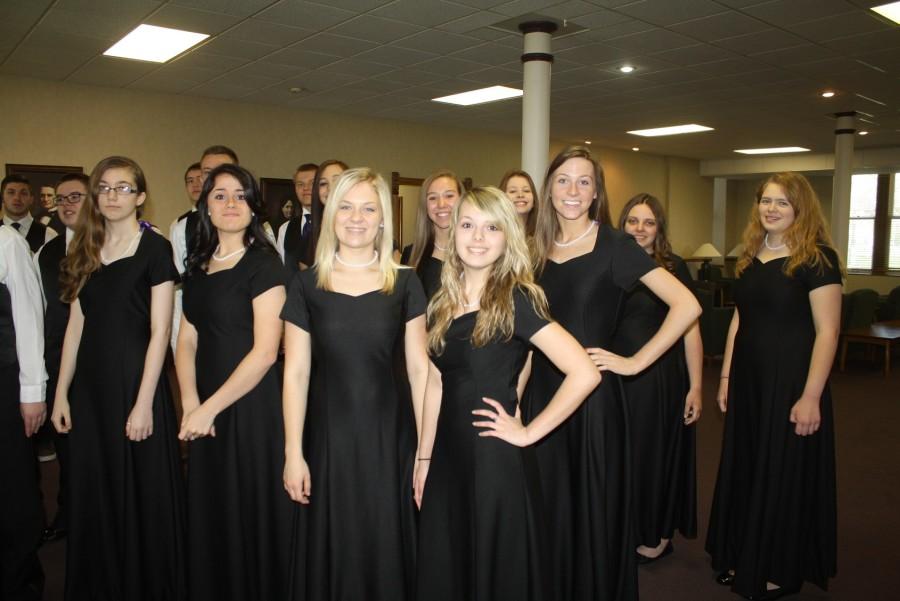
[2,75,713,257]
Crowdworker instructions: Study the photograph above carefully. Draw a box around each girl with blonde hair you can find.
[282,167,429,601]
[414,186,599,600]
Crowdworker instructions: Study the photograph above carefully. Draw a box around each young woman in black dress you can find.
[51,156,185,600]
[282,167,429,601]
[400,170,464,299]
[617,193,702,563]
[707,172,842,600]
[414,186,599,601]
[175,163,294,601]
[524,146,701,601]
[499,169,537,236]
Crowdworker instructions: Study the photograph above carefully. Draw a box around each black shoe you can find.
[716,570,735,586]
[744,585,800,601]
[637,541,673,565]
[40,525,67,544]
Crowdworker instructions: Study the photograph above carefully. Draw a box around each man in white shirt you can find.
[276,162,317,268]
[2,175,57,253]
[0,224,47,600]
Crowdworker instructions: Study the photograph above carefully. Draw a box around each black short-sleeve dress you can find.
[706,246,841,597]
[614,254,698,547]
[182,247,295,601]
[524,224,655,601]
[401,244,443,301]
[416,289,550,601]
[281,267,426,601]
[66,229,186,601]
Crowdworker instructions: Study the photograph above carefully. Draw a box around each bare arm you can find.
[683,320,703,425]
[174,315,200,415]
[413,361,443,508]
[179,286,286,440]
[790,284,841,436]
[474,322,600,447]
[51,299,84,433]
[404,315,428,440]
[283,322,312,504]
[717,310,740,413]
[127,281,174,441]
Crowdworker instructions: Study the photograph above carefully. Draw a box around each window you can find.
[847,172,898,274]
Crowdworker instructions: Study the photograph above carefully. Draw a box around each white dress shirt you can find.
[276,208,311,263]
[3,213,58,248]
[0,225,47,403]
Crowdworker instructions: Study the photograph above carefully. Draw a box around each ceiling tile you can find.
[714,28,808,55]
[255,0,357,30]
[784,11,892,42]
[414,55,488,76]
[669,11,769,42]
[325,58,397,78]
[200,36,281,61]
[742,0,859,24]
[171,49,248,71]
[329,15,425,43]
[451,41,522,66]
[65,56,158,87]
[371,67,447,85]
[437,10,508,34]
[356,45,437,67]
[614,0,727,26]
[145,4,242,34]
[265,46,342,69]
[393,30,483,55]
[822,29,900,55]
[169,0,278,18]
[291,32,378,57]
[651,43,738,66]
[372,0,479,27]
[753,43,840,65]
[223,19,314,46]
[604,27,697,53]
[127,72,199,93]
[557,41,632,65]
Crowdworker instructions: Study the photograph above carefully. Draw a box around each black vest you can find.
[0,282,16,367]
[24,221,47,254]
[283,216,308,277]
[37,235,68,379]
[185,211,200,261]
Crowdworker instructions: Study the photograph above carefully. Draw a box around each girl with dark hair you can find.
[707,172,842,600]
[51,156,186,600]
[524,146,700,601]
[617,193,702,563]
[400,169,464,299]
[414,187,599,601]
[302,159,348,268]
[499,169,537,236]
[176,163,294,601]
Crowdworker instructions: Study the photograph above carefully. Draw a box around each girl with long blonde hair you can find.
[282,167,429,601]
[51,155,185,599]
[414,186,599,601]
[707,172,842,599]
[400,169,464,298]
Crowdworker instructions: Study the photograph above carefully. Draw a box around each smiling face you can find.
[318,163,346,206]
[622,203,657,253]
[455,200,506,272]
[185,168,203,203]
[96,167,145,223]
[294,168,316,210]
[550,157,596,222]
[426,176,460,231]
[55,180,87,229]
[504,175,534,216]
[2,182,33,219]
[758,182,796,238]
[207,173,252,235]
[334,181,382,251]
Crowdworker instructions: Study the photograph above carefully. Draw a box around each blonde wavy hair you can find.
[314,167,400,294]
[735,172,843,278]
[427,186,550,355]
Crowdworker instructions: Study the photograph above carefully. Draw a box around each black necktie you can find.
[11,222,21,231]
[301,214,311,239]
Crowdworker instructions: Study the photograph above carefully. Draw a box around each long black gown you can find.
[281,267,425,601]
[66,229,186,601]
[401,244,442,300]
[182,247,295,601]
[614,254,697,548]
[706,248,840,597]
[523,224,655,601]
[417,290,550,601]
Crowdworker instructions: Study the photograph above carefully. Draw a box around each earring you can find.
[379,223,384,229]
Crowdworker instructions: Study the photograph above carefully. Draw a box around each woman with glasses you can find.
[400,170,464,299]
[176,163,294,601]
[51,156,186,600]
[282,168,428,601]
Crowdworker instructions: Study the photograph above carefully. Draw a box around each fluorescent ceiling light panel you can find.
[627,123,713,137]
[104,24,209,63]
[734,147,810,155]
[871,2,900,24]
[432,85,523,106]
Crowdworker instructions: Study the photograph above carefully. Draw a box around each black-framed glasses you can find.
[96,184,138,196]
[55,192,86,205]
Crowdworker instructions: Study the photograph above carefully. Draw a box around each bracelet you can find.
[418,457,431,461]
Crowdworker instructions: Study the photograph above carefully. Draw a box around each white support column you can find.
[713,177,728,265]
[831,111,856,262]
[519,21,557,187]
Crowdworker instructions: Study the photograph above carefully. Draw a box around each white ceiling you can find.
[1,0,898,159]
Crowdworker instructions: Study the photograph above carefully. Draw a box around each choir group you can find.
[0,143,842,601]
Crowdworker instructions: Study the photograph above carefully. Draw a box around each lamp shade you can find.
[726,243,744,258]
[692,243,722,259]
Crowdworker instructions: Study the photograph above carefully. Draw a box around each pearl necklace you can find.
[462,301,479,309]
[212,245,247,262]
[433,242,448,252]
[335,250,378,268]
[554,221,596,247]
[100,229,142,264]
[764,234,786,251]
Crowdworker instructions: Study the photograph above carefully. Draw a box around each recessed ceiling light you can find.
[734,147,811,155]
[859,130,869,135]
[432,85,523,106]
[872,2,900,25]
[821,90,835,98]
[627,124,713,137]
[619,65,635,73]
[632,147,640,152]
[103,24,209,63]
